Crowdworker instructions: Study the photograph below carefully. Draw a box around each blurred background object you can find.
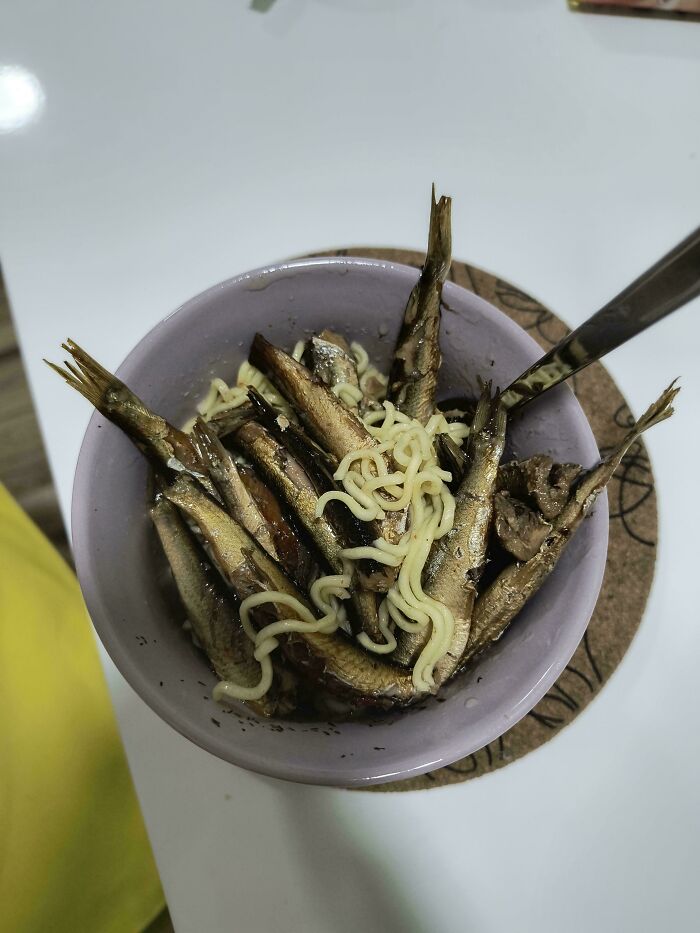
[570,0,700,17]
[0,270,172,933]
[0,270,70,562]
[0,483,166,932]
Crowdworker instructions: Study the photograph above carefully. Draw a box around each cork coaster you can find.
[307,247,658,791]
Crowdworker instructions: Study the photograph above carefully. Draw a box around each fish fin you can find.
[46,339,123,410]
[247,385,278,422]
[469,380,505,435]
[470,381,493,433]
[425,187,452,279]
[192,417,229,472]
[62,339,119,387]
[628,380,679,438]
[44,356,104,409]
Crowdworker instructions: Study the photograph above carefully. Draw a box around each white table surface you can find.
[2,2,700,931]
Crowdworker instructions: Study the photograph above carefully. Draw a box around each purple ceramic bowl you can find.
[72,257,608,787]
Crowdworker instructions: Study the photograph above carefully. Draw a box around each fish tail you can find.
[605,380,679,467]
[569,381,679,513]
[425,185,452,279]
[192,417,228,473]
[492,397,507,439]
[625,380,679,440]
[470,381,493,433]
[470,381,505,438]
[44,338,119,409]
[247,385,278,425]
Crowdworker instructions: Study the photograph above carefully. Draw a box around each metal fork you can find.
[500,225,700,410]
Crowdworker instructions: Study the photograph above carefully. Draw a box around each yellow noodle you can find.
[362,408,389,428]
[334,447,388,482]
[196,379,225,416]
[331,382,364,407]
[310,573,352,611]
[212,657,274,703]
[359,469,410,495]
[350,341,369,374]
[390,587,433,630]
[357,601,397,655]
[186,359,293,431]
[343,472,387,518]
[373,534,411,556]
[252,611,338,650]
[435,489,456,538]
[360,456,381,482]
[386,588,431,628]
[385,602,424,635]
[390,509,454,688]
[339,545,404,567]
[446,422,470,443]
[315,489,381,522]
[351,342,388,401]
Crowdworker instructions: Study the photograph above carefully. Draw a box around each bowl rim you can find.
[71,255,608,787]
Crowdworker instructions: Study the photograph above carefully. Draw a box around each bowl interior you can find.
[73,257,608,786]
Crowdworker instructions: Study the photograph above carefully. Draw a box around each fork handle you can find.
[501,225,700,410]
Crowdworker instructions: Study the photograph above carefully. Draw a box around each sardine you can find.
[394,386,507,687]
[249,333,406,550]
[496,456,582,521]
[280,630,416,709]
[46,340,215,494]
[163,476,416,708]
[387,187,452,424]
[493,491,552,562]
[310,329,383,414]
[436,434,469,489]
[464,382,679,665]
[246,386,396,597]
[442,445,583,517]
[206,402,257,439]
[308,333,361,399]
[318,329,351,351]
[247,386,338,480]
[192,417,279,561]
[150,497,293,717]
[237,464,319,591]
[234,417,386,643]
[249,333,374,463]
[235,420,346,571]
[436,441,583,514]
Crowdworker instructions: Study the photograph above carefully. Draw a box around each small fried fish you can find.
[387,186,452,424]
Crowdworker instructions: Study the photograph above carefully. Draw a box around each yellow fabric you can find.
[0,484,165,933]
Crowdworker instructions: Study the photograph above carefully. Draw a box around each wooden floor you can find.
[0,269,174,933]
